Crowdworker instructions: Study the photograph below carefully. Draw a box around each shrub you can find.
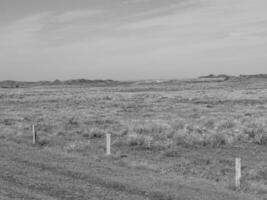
[132,121,169,135]
[37,138,51,146]
[64,140,91,152]
[127,132,139,146]
[170,120,185,131]
[243,122,267,145]
[88,127,106,138]
[243,124,264,138]
[173,129,228,148]
[127,132,153,149]
[173,130,188,146]
[208,133,227,147]
[203,119,216,129]
[217,119,236,130]
[186,133,206,146]
[173,129,207,147]
[255,133,267,145]
[66,117,80,127]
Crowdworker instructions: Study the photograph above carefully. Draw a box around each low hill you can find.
[0,79,124,88]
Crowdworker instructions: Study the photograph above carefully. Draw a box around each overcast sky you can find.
[0,0,267,81]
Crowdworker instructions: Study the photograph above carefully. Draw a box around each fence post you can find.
[106,133,111,155]
[235,158,241,189]
[32,124,37,145]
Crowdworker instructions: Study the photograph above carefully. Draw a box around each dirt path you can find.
[0,141,260,200]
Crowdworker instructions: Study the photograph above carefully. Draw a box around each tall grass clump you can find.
[243,121,267,145]
[127,132,153,149]
[88,127,106,138]
[131,120,170,135]
[170,119,185,131]
[217,119,236,130]
[203,119,216,129]
[173,126,229,148]
[123,117,266,149]
[125,120,172,149]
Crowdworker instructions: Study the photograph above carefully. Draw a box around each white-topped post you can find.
[106,133,111,155]
[32,124,37,145]
[235,158,241,189]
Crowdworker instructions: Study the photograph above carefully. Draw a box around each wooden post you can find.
[106,133,111,155]
[32,124,37,145]
[235,158,241,189]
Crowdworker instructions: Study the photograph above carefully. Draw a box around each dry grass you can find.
[0,78,267,196]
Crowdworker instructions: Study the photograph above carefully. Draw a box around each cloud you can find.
[118,0,267,46]
[53,10,102,23]
[0,8,106,64]
[0,13,46,60]
[0,8,108,49]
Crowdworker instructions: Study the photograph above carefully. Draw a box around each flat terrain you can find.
[0,76,267,199]
[0,141,257,200]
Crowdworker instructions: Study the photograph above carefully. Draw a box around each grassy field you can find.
[0,76,266,199]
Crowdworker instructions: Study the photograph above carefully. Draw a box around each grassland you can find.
[0,76,266,199]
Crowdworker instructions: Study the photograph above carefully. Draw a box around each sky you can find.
[0,0,267,81]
